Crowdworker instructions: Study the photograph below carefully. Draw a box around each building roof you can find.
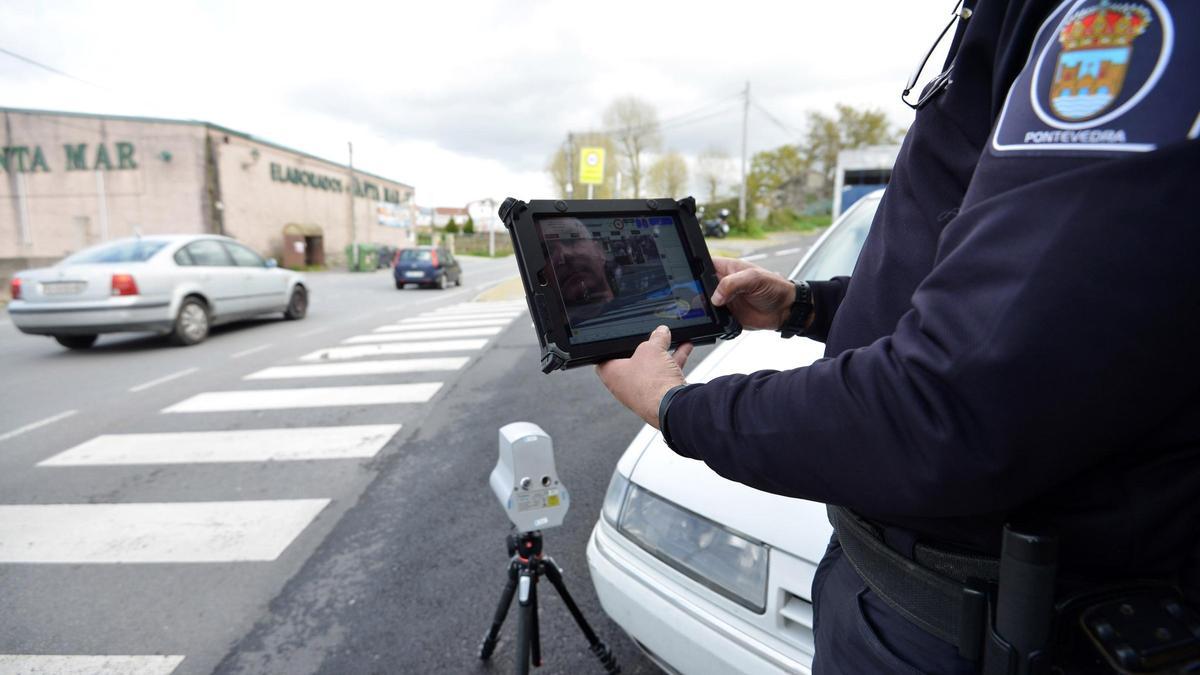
[434,207,468,216]
[0,106,413,190]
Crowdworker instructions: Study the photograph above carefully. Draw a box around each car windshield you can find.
[398,249,433,262]
[60,239,168,265]
[791,197,881,281]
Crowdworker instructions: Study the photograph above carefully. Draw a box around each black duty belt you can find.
[828,505,1000,659]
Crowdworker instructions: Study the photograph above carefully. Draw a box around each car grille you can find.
[778,589,815,651]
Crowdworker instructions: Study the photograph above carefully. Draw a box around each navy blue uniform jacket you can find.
[665,0,1200,593]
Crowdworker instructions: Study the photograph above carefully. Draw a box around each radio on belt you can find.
[490,422,569,532]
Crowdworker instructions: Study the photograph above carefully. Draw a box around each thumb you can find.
[647,325,671,351]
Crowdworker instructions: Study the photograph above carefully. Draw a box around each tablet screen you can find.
[536,214,714,345]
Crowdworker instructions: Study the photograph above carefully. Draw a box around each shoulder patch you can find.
[991,0,1198,157]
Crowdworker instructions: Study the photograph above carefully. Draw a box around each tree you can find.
[746,144,810,210]
[647,152,689,197]
[545,131,619,199]
[463,217,476,235]
[803,104,900,200]
[695,146,731,204]
[602,96,662,198]
[445,217,459,234]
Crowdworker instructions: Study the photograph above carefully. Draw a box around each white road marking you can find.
[38,425,402,466]
[773,247,804,257]
[245,357,469,380]
[374,318,513,332]
[163,383,442,413]
[411,290,468,306]
[0,499,329,563]
[400,311,521,324]
[128,367,199,393]
[342,326,502,344]
[0,654,185,675]
[741,253,768,262]
[0,410,78,444]
[230,343,274,359]
[300,339,488,362]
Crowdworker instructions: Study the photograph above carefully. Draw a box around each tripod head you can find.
[507,530,544,561]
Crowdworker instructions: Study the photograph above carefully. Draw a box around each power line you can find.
[0,46,108,90]
[596,92,743,137]
[751,100,804,140]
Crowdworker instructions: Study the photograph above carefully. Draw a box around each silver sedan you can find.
[7,235,308,349]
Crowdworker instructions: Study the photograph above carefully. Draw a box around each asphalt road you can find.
[0,238,814,675]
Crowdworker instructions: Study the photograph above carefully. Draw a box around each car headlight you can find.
[616,483,769,613]
[601,471,631,526]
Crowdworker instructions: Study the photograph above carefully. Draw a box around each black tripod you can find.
[479,530,620,674]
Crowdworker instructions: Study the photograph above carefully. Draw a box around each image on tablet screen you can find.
[537,215,713,344]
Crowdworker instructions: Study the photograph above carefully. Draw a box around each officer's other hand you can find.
[711,257,793,330]
[596,325,692,428]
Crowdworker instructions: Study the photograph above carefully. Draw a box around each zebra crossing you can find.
[0,300,526,674]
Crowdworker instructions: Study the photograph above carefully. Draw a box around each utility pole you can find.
[739,81,750,226]
[347,141,358,270]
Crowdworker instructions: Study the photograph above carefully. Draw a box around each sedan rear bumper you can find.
[587,521,810,675]
[8,299,174,335]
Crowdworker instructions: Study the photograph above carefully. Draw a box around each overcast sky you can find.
[1,0,951,206]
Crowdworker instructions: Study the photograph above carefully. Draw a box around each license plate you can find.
[41,281,86,296]
[405,271,425,278]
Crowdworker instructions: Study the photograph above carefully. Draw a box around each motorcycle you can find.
[703,217,730,238]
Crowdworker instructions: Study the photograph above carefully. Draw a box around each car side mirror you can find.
[265,258,278,268]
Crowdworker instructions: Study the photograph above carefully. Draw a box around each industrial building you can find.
[0,107,416,280]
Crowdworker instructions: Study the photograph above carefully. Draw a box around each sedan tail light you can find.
[111,274,139,296]
[430,250,440,268]
[9,277,20,300]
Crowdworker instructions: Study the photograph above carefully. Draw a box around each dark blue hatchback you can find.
[392,246,462,290]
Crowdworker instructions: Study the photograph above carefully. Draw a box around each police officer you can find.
[596,0,1199,671]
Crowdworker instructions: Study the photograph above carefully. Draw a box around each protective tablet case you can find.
[499,196,741,373]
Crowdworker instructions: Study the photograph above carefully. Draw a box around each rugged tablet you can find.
[499,197,740,373]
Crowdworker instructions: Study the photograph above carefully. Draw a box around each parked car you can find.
[392,246,462,290]
[7,235,308,349]
[586,191,883,675]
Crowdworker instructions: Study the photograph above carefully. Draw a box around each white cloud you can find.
[0,0,952,205]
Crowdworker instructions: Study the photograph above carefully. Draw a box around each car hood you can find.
[624,331,834,565]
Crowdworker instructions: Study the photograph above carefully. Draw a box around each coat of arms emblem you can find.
[1049,2,1152,121]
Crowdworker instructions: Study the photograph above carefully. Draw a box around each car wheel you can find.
[455,274,463,287]
[54,334,98,350]
[170,298,210,346]
[437,274,448,290]
[284,286,308,320]
[395,280,405,290]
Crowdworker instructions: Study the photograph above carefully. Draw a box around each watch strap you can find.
[779,280,814,339]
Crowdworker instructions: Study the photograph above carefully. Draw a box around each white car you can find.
[8,235,308,349]
[587,191,883,675]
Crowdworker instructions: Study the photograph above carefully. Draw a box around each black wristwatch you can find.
[779,280,814,339]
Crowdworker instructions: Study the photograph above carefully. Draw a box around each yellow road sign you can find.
[578,147,605,185]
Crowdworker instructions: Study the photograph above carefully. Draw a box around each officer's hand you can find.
[596,325,692,428]
[711,257,794,331]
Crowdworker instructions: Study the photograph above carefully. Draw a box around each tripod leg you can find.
[479,561,520,660]
[530,571,542,668]
[542,557,620,674]
[516,571,533,675]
